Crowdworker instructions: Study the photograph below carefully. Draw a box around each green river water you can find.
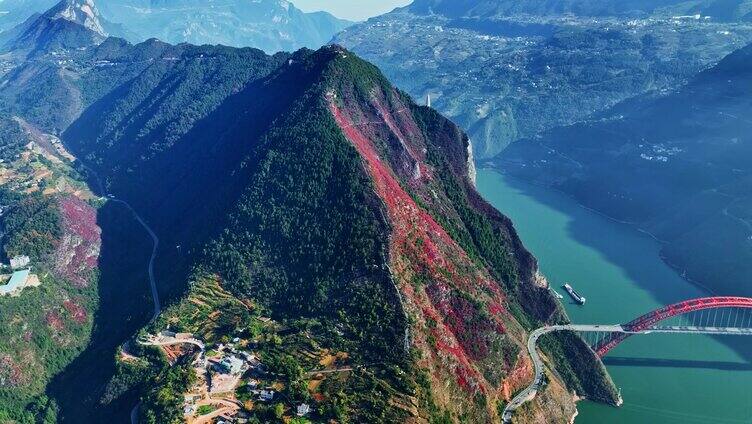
[475,168,752,423]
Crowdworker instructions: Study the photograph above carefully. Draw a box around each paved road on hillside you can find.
[60,141,162,424]
[501,324,623,423]
[115,199,161,424]
[118,198,161,424]
[138,335,205,351]
[67,156,162,318]
[109,198,161,320]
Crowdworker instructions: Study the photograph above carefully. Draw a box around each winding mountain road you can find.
[501,325,623,422]
[137,335,205,351]
[67,155,162,319]
[109,198,161,320]
[117,199,161,424]
[59,139,162,424]
[115,197,161,424]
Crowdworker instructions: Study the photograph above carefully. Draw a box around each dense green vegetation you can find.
[140,363,196,424]
[199,49,406,366]
[0,395,58,424]
[539,332,618,403]
[0,194,99,422]
[1,193,61,259]
[0,116,27,162]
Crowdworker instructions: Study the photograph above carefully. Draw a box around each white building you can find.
[10,255,30,269]
[297,403,311,417]
[219,355,244,375]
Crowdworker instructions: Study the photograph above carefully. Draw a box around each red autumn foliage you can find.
[0,355,26,386]
[330,98,510,394]
[54,197,101,287]
[63,299,87,325]
[45,310,65,332]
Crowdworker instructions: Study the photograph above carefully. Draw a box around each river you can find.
[476,168,752,424]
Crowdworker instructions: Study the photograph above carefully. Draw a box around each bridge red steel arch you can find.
[594,296,752,357]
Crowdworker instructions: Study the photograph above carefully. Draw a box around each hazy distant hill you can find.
[495,43,752,297]
[0,0,352,52]
[409,0,752,21]
[0,0,58,31]
[335,0,752,158]
[96,0,352,52]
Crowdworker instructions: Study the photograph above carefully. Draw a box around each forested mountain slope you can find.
[63,44,619,423]
[0,1,619,421]
[334,0,752,159]
[0,108,153,424]
[495,43,752,298]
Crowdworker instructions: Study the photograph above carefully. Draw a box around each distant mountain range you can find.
[0,0,352,52]
[409,0,752,21]
[335,0,752,158]
[495,42,752,298]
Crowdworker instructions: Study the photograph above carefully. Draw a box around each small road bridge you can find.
[502,296,752,423]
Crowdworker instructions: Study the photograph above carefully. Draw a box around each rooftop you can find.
[0,269,30,295]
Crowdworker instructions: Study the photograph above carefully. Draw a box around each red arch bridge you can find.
[585,296,752,356]
[501,296,752,422]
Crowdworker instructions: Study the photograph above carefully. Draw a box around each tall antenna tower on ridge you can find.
[426,93,431,108]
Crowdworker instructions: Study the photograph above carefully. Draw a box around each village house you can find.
[297,403,311,417]
[10,255,30,269]
[259,390,275,401]
[218,355,245,375]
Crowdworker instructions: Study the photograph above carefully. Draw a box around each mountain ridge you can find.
[0,0,352,53]
[1,0,107,53]
[409,0,752,21]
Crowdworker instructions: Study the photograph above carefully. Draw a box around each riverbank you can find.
[476,168,752,423]
[481,165,726,299]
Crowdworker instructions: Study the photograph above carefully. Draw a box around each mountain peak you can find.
[45,0,106,36]
[1,0,107,53]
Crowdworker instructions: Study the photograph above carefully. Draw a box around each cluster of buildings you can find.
[181,337,282,423]
[179,335,313,422]
[144,330,313,423]
[206,342,259,395]
[0,255,38,297]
